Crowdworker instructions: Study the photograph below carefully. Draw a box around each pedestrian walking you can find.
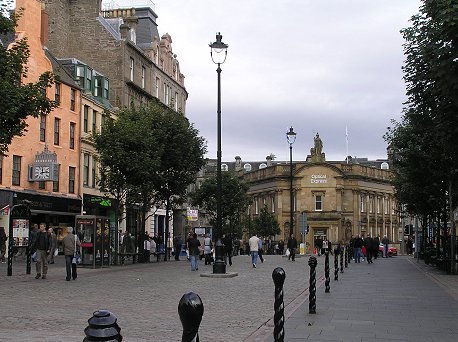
[223,234,233,266]
[353,234,363,263]
[257,236,264,263]
[0,227,7,263]
[372,235,380,259]
[143,237,151,262]
[382,235,389,258]
[322,238,329,256]
[187,233,201,271]
[287,234,298,261]
[249,234,260,268]
[62,227,81,281]
[47,227,57,264]
[203,234,212,265]
[364,235,374,264]
[315,236,323,256]
[173,235,182,261]
[278,240,285,255]
[34,223,49,279]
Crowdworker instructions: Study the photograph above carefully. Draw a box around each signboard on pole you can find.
[187,209,198,222]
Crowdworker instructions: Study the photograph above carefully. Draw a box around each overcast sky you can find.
[105,0,422,163]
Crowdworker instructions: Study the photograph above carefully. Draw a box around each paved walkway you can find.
[1,254,457,341]
[260,256,458,342]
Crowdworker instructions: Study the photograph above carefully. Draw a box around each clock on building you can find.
[34,166,50,180]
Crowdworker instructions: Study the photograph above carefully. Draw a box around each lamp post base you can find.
[212,239,226,274]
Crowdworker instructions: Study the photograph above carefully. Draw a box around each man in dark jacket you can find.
[287,234,298,261]
[222,234,233,266]
[364,235,374,264]
[34,223,49,279]
[372,235,380,259]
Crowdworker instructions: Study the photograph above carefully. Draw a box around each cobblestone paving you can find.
[0,254,325,341]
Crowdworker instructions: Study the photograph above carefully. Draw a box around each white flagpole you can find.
[345,126,349,163]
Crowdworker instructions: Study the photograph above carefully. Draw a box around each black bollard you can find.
[324,251,330,293]
[347,245,351,265]
[308,256,318,314]
[344,246,348,268]
[334,248,338,281]
[272,267,286,342]
[178,292,204,342]
[83,310,122,341]
[340,247,344,273]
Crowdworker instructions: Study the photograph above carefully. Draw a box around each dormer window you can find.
[221,164,228,171]
[243,163,252,172]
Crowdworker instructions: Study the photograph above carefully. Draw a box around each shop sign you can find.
[311,174,327,184]
[187,209,198,222]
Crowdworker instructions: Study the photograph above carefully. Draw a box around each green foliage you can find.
[190,171,251,231]
[252,205,280,237]
[94,103,207,230]
[385,0,458,217]
[0,3,56,154]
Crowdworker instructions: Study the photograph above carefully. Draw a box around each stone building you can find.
[239,135,399,248]
[43,0,187,111]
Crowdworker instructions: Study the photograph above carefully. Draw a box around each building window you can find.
[360,195,365,212]
[94,77,101,97]
[377,197,380,214]
[12,155,21,186]
[255,198,259,214]
[86,67,92,90]
[83,105,89,133]
[221,164,228,171]
[130,57,134,81]
[40,114,46,142]
[54,118,60,145]
[103,79,109,99]
[83,153,89,186]
[55,82,61,105]
[155,46,159,64]
[0,155,3,184]
[70,122,75,149]
[70,88,76,111]
[52,165,60,192]
[69,166,75,193]
[155,77,160,97]
[271,196,275,213]
[92,110,97,133]
[91,156,96,188]
[384,198,388,215]
[315,195,323,211]
[141,66,145,88]
[38,181,45,190]
[243,163,252,172]
[175,92,178,111]
[76,65,85,87]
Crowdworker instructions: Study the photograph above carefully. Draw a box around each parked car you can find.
[378,244,397,257]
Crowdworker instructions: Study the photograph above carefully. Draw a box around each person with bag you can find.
[203,233,212,265]
[287,233,297,262]
[62,226,81,281]
[47,227,58,264]
[34,223,49,279]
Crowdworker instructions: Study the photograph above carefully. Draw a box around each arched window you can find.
[259,163,267,169]
[221,164,228,171]
[243,163,252,172]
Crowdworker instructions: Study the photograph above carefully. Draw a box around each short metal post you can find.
[272,267,286,342]
[308,256,317,314]
[347,244,351,265]
[178,292,204,342]
[324,251,330,293]
[340,247,344,273]
[83,310,122,341]
[334,248,338,281]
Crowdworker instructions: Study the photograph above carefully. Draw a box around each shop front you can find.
[0,189,82,254]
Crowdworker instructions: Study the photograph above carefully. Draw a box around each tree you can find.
[252,205,280,237]
[190,171,251,236]
[0,2,56,154]
[95,102,206,260]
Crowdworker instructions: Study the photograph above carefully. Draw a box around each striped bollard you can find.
[272,267,286,342]
[324,251,330,293]
[334,249,338,281]
[308,256,317,314]
[344,246,348,268]
[340,247,344,273]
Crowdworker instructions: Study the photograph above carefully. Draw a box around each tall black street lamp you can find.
[286,127,296,237]
[210,32,228,274]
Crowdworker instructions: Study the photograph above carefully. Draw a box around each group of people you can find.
[29,224,81,281]
[349,234,389,264]
[185,232,234,271]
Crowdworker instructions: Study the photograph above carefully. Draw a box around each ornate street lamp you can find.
[286,127,296,237]
[210,32,228,274]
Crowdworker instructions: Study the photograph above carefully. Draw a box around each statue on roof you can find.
[308,132,325,162]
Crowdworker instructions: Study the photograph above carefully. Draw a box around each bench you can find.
[152,251,166,262]
[118,253,142,265]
